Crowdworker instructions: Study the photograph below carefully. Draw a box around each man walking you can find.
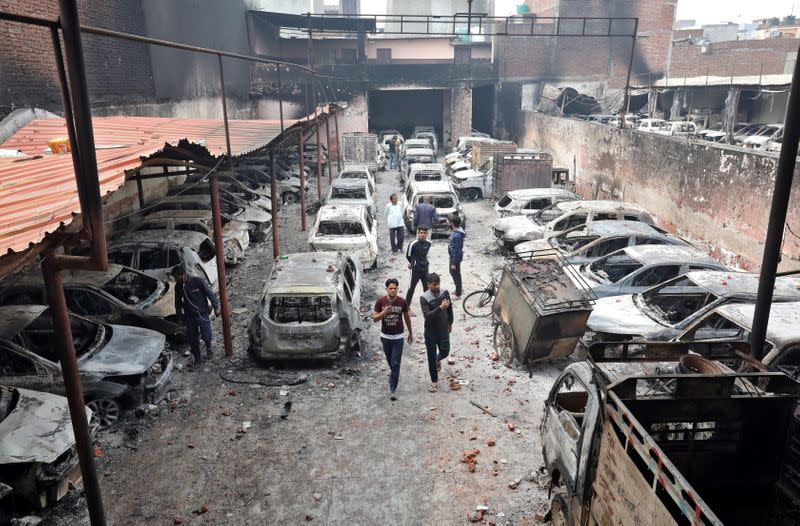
[448,215,465,298]
[385,193,405,254]
[413,196,440,231]
[172,266,219,364]
[372,278,413,401]
[405,225,431,309]
[420,273,453,392]
[388,134,398,170]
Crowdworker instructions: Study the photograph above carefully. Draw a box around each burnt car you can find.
[106,230,219,293]
[133,210,250,265]
[248,252,363,361]
[0,305,172,427]
[0,265,180,339]
[0,386,90,508]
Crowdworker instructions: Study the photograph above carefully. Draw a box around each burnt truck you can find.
[541,342,800,526]
[341,132,380,173]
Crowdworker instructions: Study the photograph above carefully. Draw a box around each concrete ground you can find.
[43,165,569,526]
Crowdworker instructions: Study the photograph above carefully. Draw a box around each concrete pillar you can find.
[451,84,473,144]
[442,88,453,151]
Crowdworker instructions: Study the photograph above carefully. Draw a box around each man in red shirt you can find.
[372,278,414,401]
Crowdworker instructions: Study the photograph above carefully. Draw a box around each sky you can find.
[493,0,800,24]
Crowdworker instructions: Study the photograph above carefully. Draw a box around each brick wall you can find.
[669,38,800,78]
[0,0,155,117]
[496,0,676,85]
[517,112,800,270]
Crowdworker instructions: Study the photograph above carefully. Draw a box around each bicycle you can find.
[462,272,498,318]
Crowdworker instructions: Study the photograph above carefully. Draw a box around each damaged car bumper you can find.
[249,316,342,360]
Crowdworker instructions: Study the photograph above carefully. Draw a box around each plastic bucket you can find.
[48,137,71,154]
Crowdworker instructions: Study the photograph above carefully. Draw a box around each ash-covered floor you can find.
[43,167,571,526]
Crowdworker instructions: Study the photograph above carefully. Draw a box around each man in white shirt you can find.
[385,193,405,254]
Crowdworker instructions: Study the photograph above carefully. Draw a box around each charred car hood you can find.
[310,235,368,248]
[493,215,533,233]
[0,389,85,464]
[514,239,553,255]
[80,325,165,376]
[142,281,175,318]
[587,295,664,336]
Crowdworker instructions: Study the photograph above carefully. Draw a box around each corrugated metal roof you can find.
[0,116,293,255]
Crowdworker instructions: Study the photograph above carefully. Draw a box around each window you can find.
[269,296,333,324]
[343,263,355,302]
[586,237,629,258]
[108,250,135,267]
[175,224,208,235]
[623,215,642,221]
[19,312,99,361]
[166,249,183,268]
[635,236,666,246]
[588,255,643,283]
[0,347,37,376]
[197,241,216,263]
[332,187,367,199]
[65,290,111,316]
[414,171,441,182]
[552,374,589,440]
[340,171,365,180]
[593,213,617,221]
[630,265,681,287]
[691,313,744,340]
[523,198,550,210]
[430,195,454,208]
[317,222,364,236]
[497,195,512,207]
[138,249,165,270]
[554,213,588,231]
[102,269,156,305]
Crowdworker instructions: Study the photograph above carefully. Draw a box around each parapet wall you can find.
[517,112,800,270]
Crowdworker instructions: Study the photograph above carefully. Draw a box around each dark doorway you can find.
[472,85,494,136]
[368,89,445,139]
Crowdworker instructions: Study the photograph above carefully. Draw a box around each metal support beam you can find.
[619,18,639,127]
[316,116,323,197]
[215,55,234,358]
[325,113,333,183]
[270,150,280,258]
[42,259,105,526]
[333,108,342,173]
[277,64,284,133]
[298,129,307,231]
[751,44,800,360]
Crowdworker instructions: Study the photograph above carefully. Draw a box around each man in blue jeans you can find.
[173,265,219,364]
[419,273,453,393]
[372,278,413,401]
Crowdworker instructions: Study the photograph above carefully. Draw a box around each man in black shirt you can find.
[419,273,453,393]
[405,225,431,310]
[172,266,219,364]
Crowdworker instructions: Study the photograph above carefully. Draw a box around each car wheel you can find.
[283,192,300,205]
[86,397,121,428]
[465,188,481,201]
[550,494,574,526]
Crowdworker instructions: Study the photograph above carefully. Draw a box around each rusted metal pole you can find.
[751,44,800,360]
[333,107,342,173]
[325,113,333,183]
[315,114,323,196]
[270,150,280,257]
[298,128,307,231]
[50,25,82,181]
[216,54,234,358]
[619,18,639,128]
[277,64,284,132]
[42,260,106,526]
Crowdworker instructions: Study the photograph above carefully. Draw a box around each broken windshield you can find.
[102,269,158,305]
[413,171,442,181]
[340,171,367,180]
[639,276,718,325]
[424,195,455,208]
[16,312,104,360]
[269,296,333,324]
[331,188,367,199]
[317,221,364,236]
[587,254,642,283]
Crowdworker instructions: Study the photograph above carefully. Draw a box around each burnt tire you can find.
[283,192,300,205]
[493,321,516,367]
[86,397,122,429]
[550,494,574,526]
[464,188,481,201]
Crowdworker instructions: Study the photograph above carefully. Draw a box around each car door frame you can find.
[0,339,57,393]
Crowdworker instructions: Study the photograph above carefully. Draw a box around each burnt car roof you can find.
[141,210,215,220]
[506,188,578,199]
[621,245,719,265]
[685,271,800,298]
[267,252,345,294]
[331,178,370,189]
[409,163,444,173]
[715,302,800,350]
[583,220,670,238]
[109,230,211,250]
[9,264,132,289]
[317,204,366,222]
[410,180,455,193]
[557,200,649,213]
[0,304,48,339]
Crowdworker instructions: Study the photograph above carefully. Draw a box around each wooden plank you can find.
[591,422,677,526]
